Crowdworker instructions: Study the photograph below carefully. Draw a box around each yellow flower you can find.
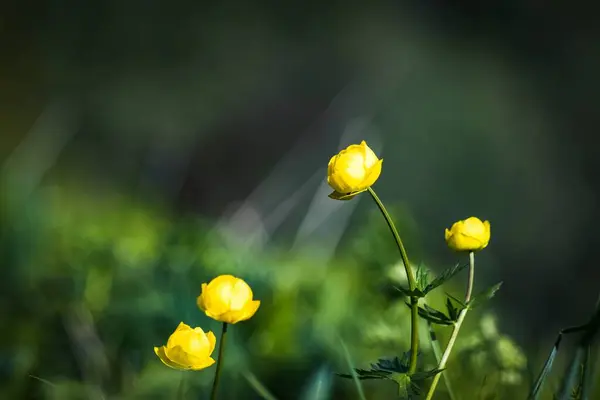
[197,275,260,324]
[154,322,216,370]
[445,217,491,252]
[327,140,383,200]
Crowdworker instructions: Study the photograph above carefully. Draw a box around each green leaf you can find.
[445,297,462,322]
[414,303,454,326]
[395,286,426,298]
[411,368,445,381]
[415,264,430,292]
[423,263,468,294]
[468,282,503,309]
[391,373,412,398]
[445,292,467,309]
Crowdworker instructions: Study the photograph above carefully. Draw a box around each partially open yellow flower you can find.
[445,217,491,252]
[327,140,383,200]
[197,275,260,324]
[154,322,216,370]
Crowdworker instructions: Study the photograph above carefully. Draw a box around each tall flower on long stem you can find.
[197,275,261,400]
[327,141,420,374]
[425,217,491,400]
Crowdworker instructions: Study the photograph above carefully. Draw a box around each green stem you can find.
[210,322,229,400]
[425,251,476,400]
[177,371,186,400]
[367,187,419,374]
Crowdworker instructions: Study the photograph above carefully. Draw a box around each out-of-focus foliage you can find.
[1,184,597,399]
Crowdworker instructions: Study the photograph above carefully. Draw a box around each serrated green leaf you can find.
[415,264,430,292]
[445,297,463,322]
[468,282,503,308]
[396,286,426,298]
[445,292,467,309]
[424,263,468,294]
[411,368,445,381]
[337,373,388,380]
[414,303,454,326]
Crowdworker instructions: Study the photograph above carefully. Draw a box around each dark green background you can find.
[1,1,599,398]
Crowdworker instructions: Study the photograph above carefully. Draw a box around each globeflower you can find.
[197,275,260,324]
[445,217,491,252]
[154,322,216,370]
[327,140,382,200]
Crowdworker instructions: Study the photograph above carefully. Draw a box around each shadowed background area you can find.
[1,1,600,399]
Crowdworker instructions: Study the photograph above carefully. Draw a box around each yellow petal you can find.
[327,154,337,177]
[175,322,191,332]
[206,274,238,291]
[218,300,261,324]
[206,331,217,355]
[165,345,196,368]
[360,158,382,188]
[167,322,193,348]
[189,356,216,371]
[361,141,380,169]
[197,294,206,311]
[229,278,253,310]
[242,300,261,320]
[202,277,235,316]
[154,346,188,370]
[444,228,452,241]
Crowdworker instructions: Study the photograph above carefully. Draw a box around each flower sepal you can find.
[327,190,366,201]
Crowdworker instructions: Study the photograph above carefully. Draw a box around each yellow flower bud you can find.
[197,275,260,324]
[327,140,383,200]
[445,217,491,252]
[154,322,216,370]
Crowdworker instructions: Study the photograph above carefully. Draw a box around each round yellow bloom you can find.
[154,322,216,370]
[445,217,491,252]
[327,140,383,200]
[197,275,260,324]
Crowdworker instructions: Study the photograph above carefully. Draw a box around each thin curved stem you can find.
[425,251,476,400]
[367,187,419,374]
[210,322,229,400]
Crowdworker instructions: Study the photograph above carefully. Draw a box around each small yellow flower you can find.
[327,140,383,200]
[445,217,491,252]
[154,322,216,370]
[197,275,260,324]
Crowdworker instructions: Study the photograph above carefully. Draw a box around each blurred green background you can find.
[1,1,600,399]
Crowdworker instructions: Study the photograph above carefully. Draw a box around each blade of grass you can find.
[300,365,332,400]
[579,344,593,400]
[548,292,600,400]
[339,338,367,400]
[527,333,563,400]
[29,375,57,388]
[243,371,279,400]
[556,345,585,400]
